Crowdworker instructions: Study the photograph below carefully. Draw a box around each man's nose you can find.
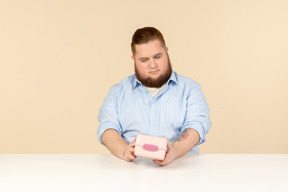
[150,59,158,68]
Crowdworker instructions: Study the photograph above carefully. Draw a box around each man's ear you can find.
[166,47,169,52]
[131,55,134,60]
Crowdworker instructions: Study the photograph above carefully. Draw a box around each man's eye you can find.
[140,59,148,62]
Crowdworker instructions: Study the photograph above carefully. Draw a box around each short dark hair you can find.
[131,27,166,55]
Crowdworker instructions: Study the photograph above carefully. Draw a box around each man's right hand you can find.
[123,139,137,162]
[101,129,137,162]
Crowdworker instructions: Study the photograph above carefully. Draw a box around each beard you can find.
[135,56,172,88]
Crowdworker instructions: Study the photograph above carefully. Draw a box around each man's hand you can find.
[153,139,176,166]
[122,139,137,162]
[101,129,138,162]
[153,129,200,166]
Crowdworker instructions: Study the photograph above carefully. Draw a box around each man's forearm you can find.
[101,129,128,160]
[153,128,200,166]
[172,128,200,159]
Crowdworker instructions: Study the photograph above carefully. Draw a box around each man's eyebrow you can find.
[154,53,162,57]
[139,57,149,60]
[138,53,162,60]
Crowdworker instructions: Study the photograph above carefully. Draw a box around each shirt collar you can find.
[132,71,178,90]
[132,76,141,90]
[168,71,178,85]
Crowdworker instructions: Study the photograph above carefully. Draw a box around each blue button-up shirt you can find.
[97,71,211,153]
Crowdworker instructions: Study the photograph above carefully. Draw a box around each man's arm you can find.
[153,128,200,166]
[101,129,136,162]
[153,82,211,166]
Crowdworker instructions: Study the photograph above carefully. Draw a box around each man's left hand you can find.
[153,139,176,166]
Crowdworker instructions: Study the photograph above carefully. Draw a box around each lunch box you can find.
[134,135,167,160]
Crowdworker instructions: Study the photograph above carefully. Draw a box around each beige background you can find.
[0,0,287,154]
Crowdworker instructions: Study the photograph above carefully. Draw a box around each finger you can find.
[153,156,167,165]
[153,159,160,164]
[166,139,171,152]
[127,148,136,158]
[129,151,137,159]
[153,159,165,166]
[129,154,135,160]
[130,138,137,146]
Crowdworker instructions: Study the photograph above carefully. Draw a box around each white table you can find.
[0,154,287,192]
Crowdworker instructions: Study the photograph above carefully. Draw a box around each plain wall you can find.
[1,0,287,153]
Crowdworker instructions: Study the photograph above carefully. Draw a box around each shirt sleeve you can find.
[97,84,122,144]
[182,83,212,145]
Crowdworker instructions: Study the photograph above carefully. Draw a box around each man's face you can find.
[133,39,172,88]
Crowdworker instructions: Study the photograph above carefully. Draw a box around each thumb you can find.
[130,138,137,146]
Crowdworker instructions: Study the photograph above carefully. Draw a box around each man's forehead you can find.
[134,40,166,57]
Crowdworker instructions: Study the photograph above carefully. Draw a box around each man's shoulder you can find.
[110,74,135,90]
[174,72,200,88]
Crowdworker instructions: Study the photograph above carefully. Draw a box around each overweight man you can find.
[97,27,211,166]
